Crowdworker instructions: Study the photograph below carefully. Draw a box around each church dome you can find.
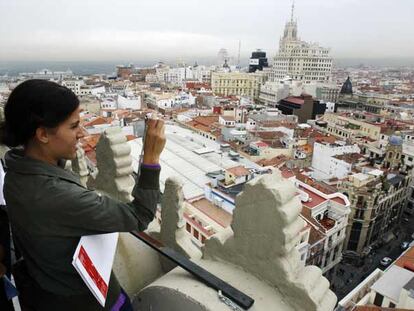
[389,134,403,146]
[340,76,353,95]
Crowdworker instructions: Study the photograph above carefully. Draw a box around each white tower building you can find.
[271,1,333,83]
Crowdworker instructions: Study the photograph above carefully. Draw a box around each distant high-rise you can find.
[248,49,269,73]
[271,1,332,83]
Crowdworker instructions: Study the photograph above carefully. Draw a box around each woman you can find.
[1,79,166,310]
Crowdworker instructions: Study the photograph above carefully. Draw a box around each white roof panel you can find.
[128,123,262,199]
[371,265,413,302]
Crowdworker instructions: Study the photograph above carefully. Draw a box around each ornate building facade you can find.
[271,3,333,83]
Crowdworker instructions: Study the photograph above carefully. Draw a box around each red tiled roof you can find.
[187,121,211,133]
[319,217,336,231]
[185,82,211,90]
[254,141,269,148]
[298,144,313,154]
[299,185,326,208]
[256,155,288,167]
[313,136,337,144]
[84,117,112,127]
[394,246,414,269]
[126,135,137,141]
[80,134,101,151]
[280,168,295,179]
[294,172,339,195]
[284,97,305,105]
[300,212,325,244]
[227,165,250,177]
[252,131,285,140]
[334,153,365,163]
[192,115,219,127]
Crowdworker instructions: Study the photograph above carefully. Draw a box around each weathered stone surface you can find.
[159,177,202,260]
[88,128,336,311]
[112,232,163,298]
[133,259,293,311]
[203,172,337,311]
[95,127,134,202]
[72,146,89,187]
[92,127,165,296]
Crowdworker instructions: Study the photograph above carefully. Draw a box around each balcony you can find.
[319,216,336,231]
[70,127,338,311]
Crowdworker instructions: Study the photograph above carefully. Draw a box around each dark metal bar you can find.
[130,231,255,310]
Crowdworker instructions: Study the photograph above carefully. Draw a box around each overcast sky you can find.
[1,0,413,63]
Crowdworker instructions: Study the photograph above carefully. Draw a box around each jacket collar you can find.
[5,149,83,187]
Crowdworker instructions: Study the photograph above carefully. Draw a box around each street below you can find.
[330,212,414,301]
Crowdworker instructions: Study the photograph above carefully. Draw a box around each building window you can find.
[193,229,199,239]
[389,302,396,308]
[186,223,191,233]
[347,222,362,251]
[373,293,384,307]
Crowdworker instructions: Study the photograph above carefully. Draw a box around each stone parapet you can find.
[75,126,336,311]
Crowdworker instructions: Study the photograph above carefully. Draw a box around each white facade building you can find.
[154,65,210,86]
[155,65,170,83]
[21,69,73,80]
[259,81,290,106]
[296,178,351,274]
[311,141,361,180]
[117,95,141,110]
[271,4,332,83]
[100,97,117,110]
[219,115,236,127]
[211,71,266,99]
[78,85,106,97]
[62,80,85,95]
[166,67,194,86]
[192,65,212,83]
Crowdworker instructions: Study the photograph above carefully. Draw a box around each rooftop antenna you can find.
[291,0,295,22]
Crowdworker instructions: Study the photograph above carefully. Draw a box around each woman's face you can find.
[47,106,85,160]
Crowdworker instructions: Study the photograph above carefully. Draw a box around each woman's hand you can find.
[143,118,166,165]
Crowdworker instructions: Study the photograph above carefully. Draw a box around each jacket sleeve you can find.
[46,166,161,237]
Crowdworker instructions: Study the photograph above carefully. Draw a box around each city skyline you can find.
[0,0,413,62]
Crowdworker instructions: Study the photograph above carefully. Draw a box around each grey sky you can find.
[0,0,413,62]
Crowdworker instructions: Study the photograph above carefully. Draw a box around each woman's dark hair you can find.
[0,79,79,147]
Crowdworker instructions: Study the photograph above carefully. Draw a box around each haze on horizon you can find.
[0,0,413,63]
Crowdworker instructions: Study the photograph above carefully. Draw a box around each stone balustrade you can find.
[74,126,337,311]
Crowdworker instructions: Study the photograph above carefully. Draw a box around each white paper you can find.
[0,163,6,205]
[72,232,119,307]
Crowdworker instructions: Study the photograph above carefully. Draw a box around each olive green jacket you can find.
[4,149,160,310]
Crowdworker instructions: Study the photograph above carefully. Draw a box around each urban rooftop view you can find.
[1,0,414,310]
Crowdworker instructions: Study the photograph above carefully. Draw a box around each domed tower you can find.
[222,59,231,72]
[384,132,403,170]
[340,76,353,95]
